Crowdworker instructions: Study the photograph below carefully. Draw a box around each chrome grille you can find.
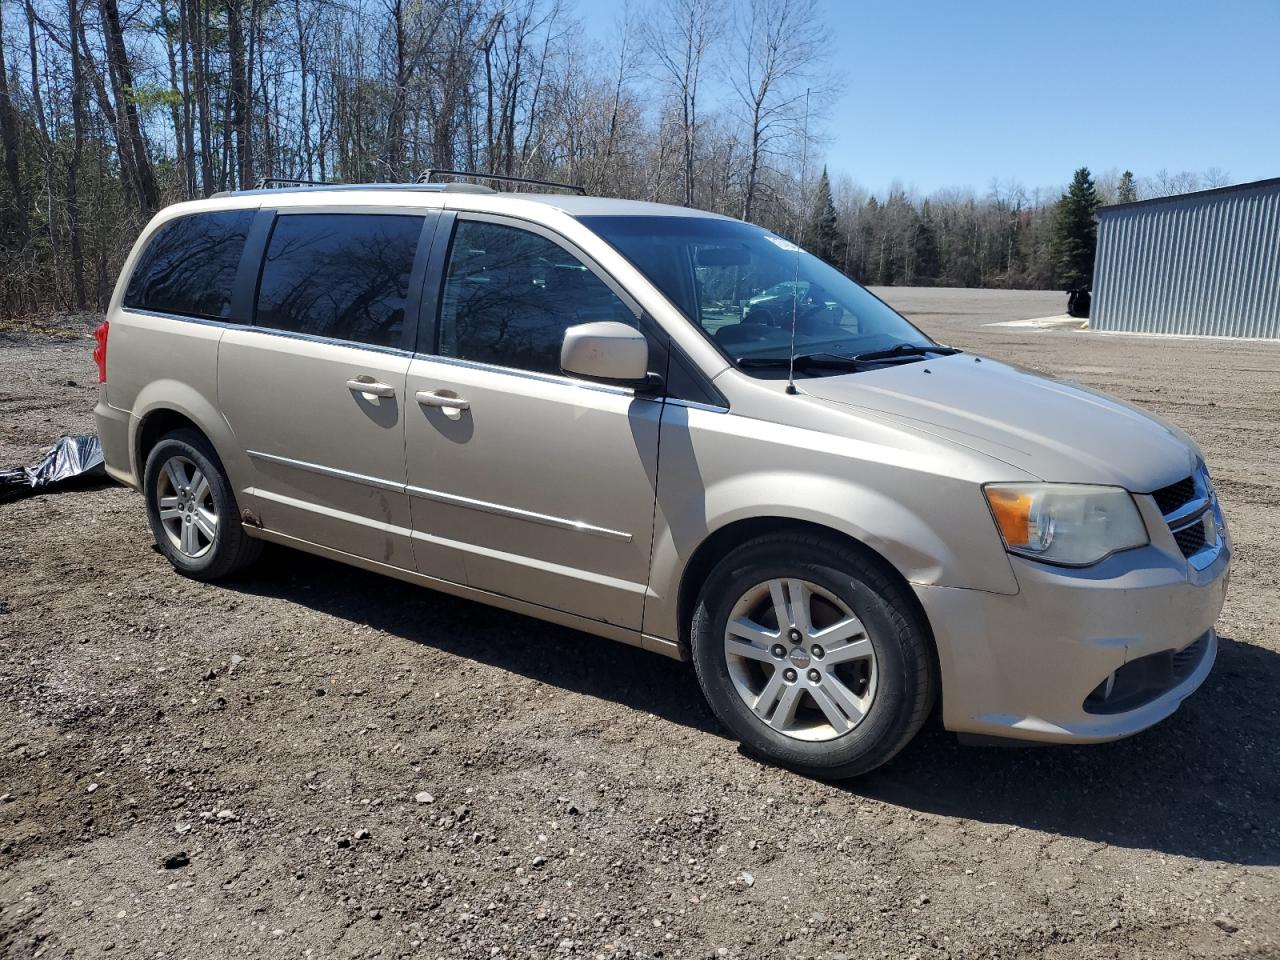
[1153,466,1222,568]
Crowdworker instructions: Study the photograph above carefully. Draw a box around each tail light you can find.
[93,320,109,383]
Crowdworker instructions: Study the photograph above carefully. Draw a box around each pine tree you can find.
[1116,170,1138,204]
[806,167,842,267]
[1052,167,1100,289]
[913,200,941,284]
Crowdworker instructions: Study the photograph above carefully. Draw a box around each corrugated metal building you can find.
[1091,176,1280,337]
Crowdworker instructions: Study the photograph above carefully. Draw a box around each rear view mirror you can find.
[695,246,751,267]
[560,322,650,385]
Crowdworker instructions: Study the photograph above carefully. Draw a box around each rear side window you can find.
[438,219,637,374]
[254,213,424,349]
[123,210,254,320]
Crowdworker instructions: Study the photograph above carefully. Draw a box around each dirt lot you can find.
[2,289,1278,960]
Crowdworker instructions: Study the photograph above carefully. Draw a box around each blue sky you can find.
[577,0,1280,196]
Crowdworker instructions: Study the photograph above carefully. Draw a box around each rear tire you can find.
[690,532,936,779]
[143,429,262,580]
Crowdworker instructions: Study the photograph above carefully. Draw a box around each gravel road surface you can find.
[2,289,1277,959]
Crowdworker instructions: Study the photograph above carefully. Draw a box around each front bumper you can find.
[915,534,1230,744]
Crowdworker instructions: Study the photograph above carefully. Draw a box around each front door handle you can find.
[416,389,470,411]
[347,378,396,398]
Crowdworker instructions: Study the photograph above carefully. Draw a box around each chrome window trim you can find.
[233,324,416,359]
[664,397,729,414]
[410,351,646,399]
[122,306,236,329]
[121,307,417,359]
[246,450,404,493]
[405,484,633,543]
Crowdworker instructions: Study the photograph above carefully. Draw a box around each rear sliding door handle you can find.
[416,390,470,410]
[347,378,396,398]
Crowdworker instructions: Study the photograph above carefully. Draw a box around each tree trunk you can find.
[159,0,185,186]
[67,0,88,309]
[227,0,251,188]
[293,0,312,178]
[74,16,139,208]
[178,0,196,196]
[0,1,27,242]
[191,0,214,194]
[101,0,159,209]
[742,96,763,222]
[385,0,407,178]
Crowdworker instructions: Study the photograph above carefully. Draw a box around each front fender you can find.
[642,404,1021,642]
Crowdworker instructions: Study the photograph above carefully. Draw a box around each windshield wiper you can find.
[852,343,959,362]
[736,353,870,372]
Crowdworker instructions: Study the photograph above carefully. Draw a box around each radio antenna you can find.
[785,244,800,395]
[786,86,812,397]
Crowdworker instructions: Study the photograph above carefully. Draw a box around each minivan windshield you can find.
[578,215,937,374]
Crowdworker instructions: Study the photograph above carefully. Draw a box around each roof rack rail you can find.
[255,177,335,189]
[419,168,586,196]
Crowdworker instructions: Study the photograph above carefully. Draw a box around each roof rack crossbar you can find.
[255,177,335,189]
[419,168,586,196]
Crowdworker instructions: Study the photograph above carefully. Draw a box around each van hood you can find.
[802,354,1198,490]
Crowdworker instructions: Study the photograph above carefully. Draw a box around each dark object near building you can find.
[1067,287,1091,319]
[0,435,107,504]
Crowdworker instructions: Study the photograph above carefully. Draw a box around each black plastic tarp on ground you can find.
[0,434,108,504]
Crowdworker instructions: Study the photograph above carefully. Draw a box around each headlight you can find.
[983,483,1148,566]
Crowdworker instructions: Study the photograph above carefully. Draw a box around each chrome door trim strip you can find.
[246,449,404,493]
[247,486,416,539]
[410,351,641,399]
[405,484,633,542]
[124,308,417,359]
[245,451,632,542]
[664,397,730,414]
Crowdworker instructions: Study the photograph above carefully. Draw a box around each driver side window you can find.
[438,219,638,375]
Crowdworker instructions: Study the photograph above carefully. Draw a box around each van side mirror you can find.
[560,322,651,386]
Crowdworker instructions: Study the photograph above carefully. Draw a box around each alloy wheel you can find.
[155,454,218,558]
[723,577,878,742]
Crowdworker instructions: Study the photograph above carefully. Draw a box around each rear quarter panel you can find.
[100,201,260,491]
[97,310,233,490]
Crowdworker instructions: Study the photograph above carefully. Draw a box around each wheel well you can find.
[675,517,935,654]
[134,409,203,479]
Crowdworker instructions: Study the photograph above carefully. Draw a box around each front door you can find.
[219,208,437,570]
[404,214,662,629]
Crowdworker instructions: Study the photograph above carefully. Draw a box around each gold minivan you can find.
[94,178,1230,777]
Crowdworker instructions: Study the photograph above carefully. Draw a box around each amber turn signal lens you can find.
[985,487,1034,546]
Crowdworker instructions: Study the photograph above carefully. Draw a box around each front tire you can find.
[690,532,936,779]
[143,429,262,580]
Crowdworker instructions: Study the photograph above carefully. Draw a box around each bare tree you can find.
[0,1,26,240]
[101,0,160,208]
[729,0,826,223]
[644,0,718,206]
[67,0,88,308]
[227,0,251,189]
[0,0,1252,317]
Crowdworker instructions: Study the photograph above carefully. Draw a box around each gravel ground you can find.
[2,289,1278,960]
